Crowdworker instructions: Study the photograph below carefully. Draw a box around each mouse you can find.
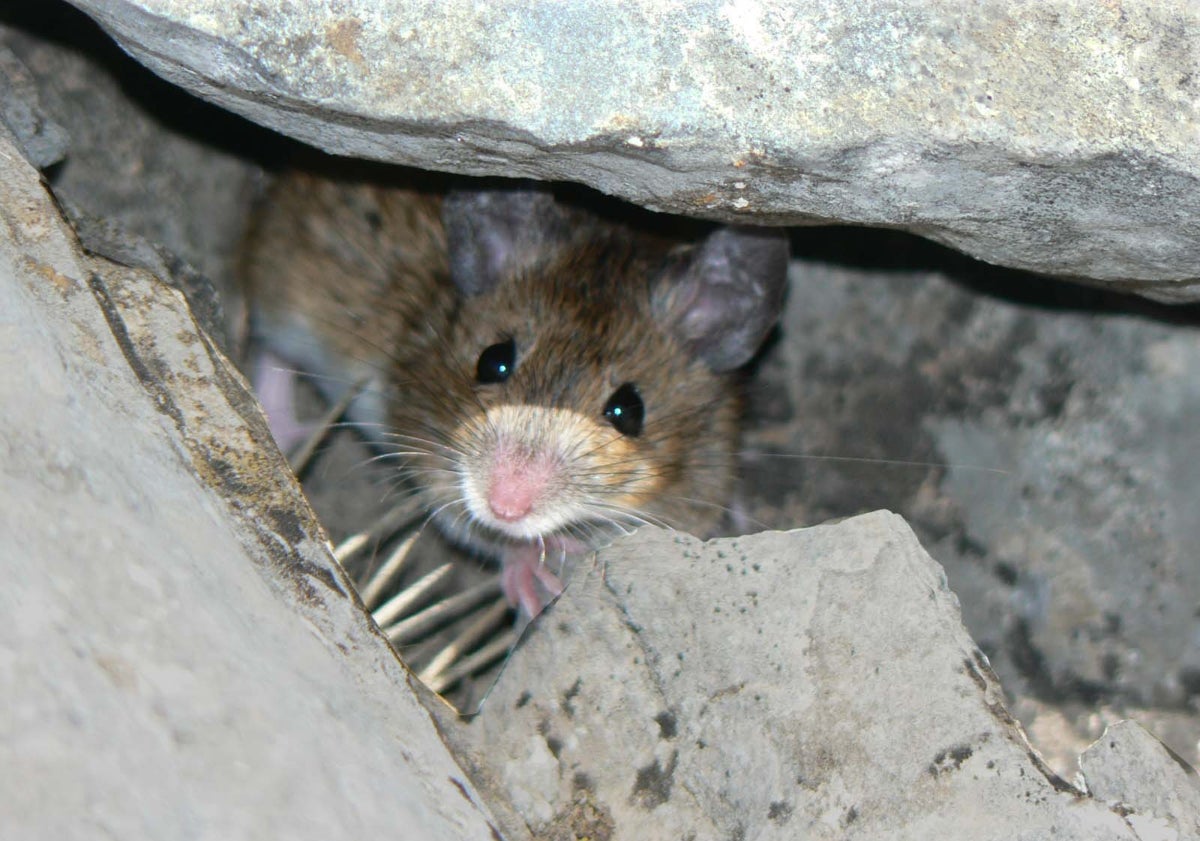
[238,168,789,617]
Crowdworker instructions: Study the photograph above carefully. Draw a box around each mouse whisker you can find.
[366,450,458,472]
[739,449,1010,476]
[378,427,458,450]
[645,492,758,529]
[586,504,672,533]
[567,497,664,532]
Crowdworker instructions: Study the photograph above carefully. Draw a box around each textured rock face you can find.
[3,7,1198,838]
[743,244,1200,776]
[66,0,1200,299]
[0,122,502,841]
[1080,721,1200,839]
[446,517,1197,840]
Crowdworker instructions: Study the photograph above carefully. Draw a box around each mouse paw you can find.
[500,544,565,619]
[252,351,317,454]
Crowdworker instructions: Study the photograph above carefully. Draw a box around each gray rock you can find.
[0,6,261,303]
[743,249,1200,776]
[6,12,1188,764]
[443,516,1182,840]
[2,11,1192,837]
[0,124,502,840]
[0,43,67,167]
[65,0,1200,299]
[1080,720,1200,839]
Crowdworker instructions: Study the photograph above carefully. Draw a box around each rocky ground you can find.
[741,231,1200,775]
[3,0,1196,785]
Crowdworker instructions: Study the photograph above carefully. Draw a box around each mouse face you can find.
[391,233,743,551]
[242,175,788,613]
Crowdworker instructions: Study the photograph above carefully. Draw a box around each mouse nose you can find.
[487,453,554,523]
[489,490,534,522]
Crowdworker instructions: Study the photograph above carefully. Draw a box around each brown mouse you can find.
[239,169,788,616]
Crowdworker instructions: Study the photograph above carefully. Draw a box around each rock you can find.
[743,245,1200,776]
[0,123,502,840]
[5,13,1192,763]
[0,42,68,168]
[63,0,1200,299]
[0,4,263,302]
[442,515,1186,840]
[2,10,1193,837]
[1080,721,1200,840]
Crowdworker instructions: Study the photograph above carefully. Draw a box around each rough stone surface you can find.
[63,0,1200,299]
[2,8,1195,837]
[0,41,67,168]
[0,124,502,840]
[0,3,264,307]
[445,516,1188,840]
[1081,721,1200,839]
[742,239,1200,775]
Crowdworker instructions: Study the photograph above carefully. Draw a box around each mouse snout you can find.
[458,405,608,538]
[486,448,556,523]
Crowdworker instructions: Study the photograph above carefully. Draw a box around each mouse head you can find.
[401,187,788,549]
[443,188,788,372]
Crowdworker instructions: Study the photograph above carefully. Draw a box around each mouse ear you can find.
[654,227,789,371]
[442,188,573,296]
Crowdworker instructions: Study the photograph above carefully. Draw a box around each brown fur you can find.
[240,171,741,552]
[240,171,454,385]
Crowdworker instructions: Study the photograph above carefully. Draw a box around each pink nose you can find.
[488,482,536,522]
[487,455,552,523]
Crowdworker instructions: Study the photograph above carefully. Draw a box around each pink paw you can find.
[251,351,317,454]
[500,543,566,619]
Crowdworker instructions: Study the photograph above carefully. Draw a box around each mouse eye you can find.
[476,339,516,384]
[603,382,644,437]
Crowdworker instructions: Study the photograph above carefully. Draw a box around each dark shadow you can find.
[0,0,293,166]
[787,224,1200,326]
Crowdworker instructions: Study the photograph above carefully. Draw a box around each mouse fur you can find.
[239,169,788,614]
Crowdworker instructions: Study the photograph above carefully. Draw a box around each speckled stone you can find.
[444,517,1185,840]
[67,0,1200,299]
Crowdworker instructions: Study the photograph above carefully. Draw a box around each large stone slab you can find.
[67,0,1200,299]
[445,515,1194,839]
[0,123,502,840]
